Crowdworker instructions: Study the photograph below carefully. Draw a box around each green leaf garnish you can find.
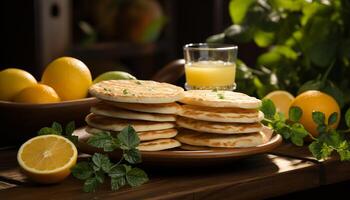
[51,122,63,134]
[117,125,140,150]
[328,112,338,126]
[71,124,147,192]
[37,121,78,144]
[289,106,302,122]
[312,111,325,126]
[260,99,276,119]
[217,93,225,99]
[126,167,149,187]
[123,89,128,95]
[345,108,350,128]
[71,162,93,180]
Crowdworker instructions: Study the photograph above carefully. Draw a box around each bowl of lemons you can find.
[0,57,136,146]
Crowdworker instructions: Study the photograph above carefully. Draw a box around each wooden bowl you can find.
[0,97,99,147]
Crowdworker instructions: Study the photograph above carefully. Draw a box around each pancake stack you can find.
[176,90,269,150]
[85,80,184,151]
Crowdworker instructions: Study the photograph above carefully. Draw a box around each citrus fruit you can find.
[41,57,92,101]
[13,84,60,104]
[264,90,295,118]
[0,68,37,101]
[17,135,78,184]
[290,90,340,137]
[93,71,136,84]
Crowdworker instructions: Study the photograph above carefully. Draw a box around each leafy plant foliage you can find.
[208,0,350,106]
[71,125,148,192]
[261,99,350,160]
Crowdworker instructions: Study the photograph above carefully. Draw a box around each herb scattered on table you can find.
[123,89,129,95]
[71,125,148,192]
[261,99,350,161]
[38,121,78,145]
[217,93,225,99]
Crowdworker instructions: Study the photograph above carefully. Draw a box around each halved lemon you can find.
[264,90,295,118]
[17,135,78,184]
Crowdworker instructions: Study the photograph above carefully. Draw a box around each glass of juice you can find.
[183,43,238,90]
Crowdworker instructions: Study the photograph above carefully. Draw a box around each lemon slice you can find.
[17,135,78,184]
[264,90,295,118]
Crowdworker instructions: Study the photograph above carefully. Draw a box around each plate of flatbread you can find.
[75,126,281,165]
[75,80,282,166]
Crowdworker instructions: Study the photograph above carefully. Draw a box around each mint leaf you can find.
[88,132,119,152]
[309,141,323,160]
[278,126,291,139]
[109,165,127,178]
[111,177,126,191]
[71,162,93,180]
[117,125,140,149]
[312,111,325,125]
[260,99,276,119]
[83,177,99,192]
[289,123,308,146]
[51,122,63,134]
[92,153,112,173]
[95,171,105,184]
[123,149,142,164]
[66,135,79,145]
[320,131,342,148]
[338,149,350,161]
[345,108,350,128]
[316,124,327,134]
[38,127,60,135]
[290,133,304,146]
[289,106,303,122]
[126,167,148,187]
[66,121,75,135]
[320,143,333,158]
[328,112,338,126]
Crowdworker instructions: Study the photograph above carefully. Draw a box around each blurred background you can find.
[0,0,249,80]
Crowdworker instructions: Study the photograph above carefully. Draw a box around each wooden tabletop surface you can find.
[0,143,349,200]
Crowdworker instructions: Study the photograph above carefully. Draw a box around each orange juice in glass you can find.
[183,43,237,90]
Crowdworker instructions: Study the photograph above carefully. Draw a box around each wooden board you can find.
[0,151,320,200]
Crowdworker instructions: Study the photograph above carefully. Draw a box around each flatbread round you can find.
[138,139,181,151]
[85,113,175,132]
[179,90,261,109]
[176,116,263,134]
[105,101,180,114]
[85,126,178,141]
[178,105,264,123]
[176,129,265,148]
[89,80,184,104]
[91,103,176,122]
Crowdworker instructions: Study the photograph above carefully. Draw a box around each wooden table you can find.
[0,143,349,200]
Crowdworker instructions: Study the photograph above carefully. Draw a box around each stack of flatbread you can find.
[85,80,184,151]
[176,90,269,150]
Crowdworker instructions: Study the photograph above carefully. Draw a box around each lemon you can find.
[290,90,340,137]
[0,68,37,101]
[13,84,60,104]
[264,90,295,118]
[17,135,78,184]
[41,57,92,101]
[93,71,136,84]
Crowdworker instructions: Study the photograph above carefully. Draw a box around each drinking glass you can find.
[183,43,238,90]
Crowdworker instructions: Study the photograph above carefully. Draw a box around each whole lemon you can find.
[0,68,37,101]
[41,57,92,101]
[93,71,136,84]
[290,90,340,137]
[13,84,60,104]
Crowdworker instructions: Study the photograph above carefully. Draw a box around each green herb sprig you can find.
[71,125,148,192]
[261,99,350,161]
[38,121,78,145]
